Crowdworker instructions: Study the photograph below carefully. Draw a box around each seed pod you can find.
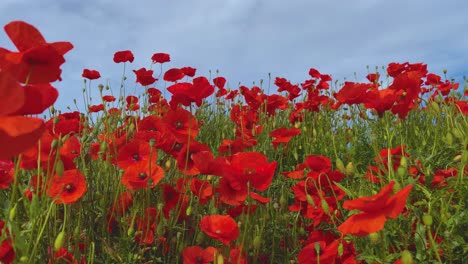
[55,160,64,177]
[320,199,330,215]
[306,194,315,206]
[446,132,453,146]
[397,166,406,178]
[400,156,408,168]
[186,205,192,216]
[216,254,224,264]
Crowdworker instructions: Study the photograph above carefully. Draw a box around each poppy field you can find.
[1,21,467,264]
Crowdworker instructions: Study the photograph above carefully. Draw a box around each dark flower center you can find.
[175,121,183,129]
[64,184,75,192]
[138,172,147,180]
[132,153,141,161]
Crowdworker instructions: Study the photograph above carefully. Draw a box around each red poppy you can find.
[175,141,211,175]
[269,127,301,149]
[180,66,196,77]
[10,83,58,115]
[167,76,214,107]
[134,207,159,245]
[102,95,116,102]
[151,52,170,64]
[133,67,157,86]
[121,160,164,190]
[163,68,185,82]
[0,71,24,116]
[161,183,189,220]
[189,178,213,205]
[117,139,157,169]
[59,136,81,170]
[113,50,134,63]
[182,246,218,264]
[200,215,239,245]
[0,116,45,160]
[0,160,14,189]
[47,169,87,204]
[334,82,372,105]
[0,239,15,264]
[222,151,277,192]
[338,181,413,236]
[213,76,226,89]
[82,69,101,80]
[1,20,73,84]
[161,107,199,142]
[88,104,104,113]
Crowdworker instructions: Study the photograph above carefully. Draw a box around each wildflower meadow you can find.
[0,21,467,264]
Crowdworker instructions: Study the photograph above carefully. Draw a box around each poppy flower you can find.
[200,215,240,245]
[0,160,14,189]
[167,76,214,107]
[1,20,73,84]
[338,181,413,236]
[121,160,164,190]
[222,151,277,192]
[163,68,185,82]
[161,183,189,220]
[182,246,218,264]
[134,207,159,245]
[213,76,226,89]
[59,136,81,170]
[0,116,45,160]
[0,71,24,116]
[102,95,116,102]
[47,169,87,204]
[0,239,15,264]
[161,107,199,142]
[133,67,157,86]
[82,69,101,80]
[113,50,134,63]
[270,127,301,149]
[151,52,170,64]
[180,66,196,77]
[334,82,372,105]
[175,141,211,175]
[88,104,104,113]
[9,83,58,115]
[117,139,157,169]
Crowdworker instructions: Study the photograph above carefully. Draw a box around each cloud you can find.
[0,0,466,110]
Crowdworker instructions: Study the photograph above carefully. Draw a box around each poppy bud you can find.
[335,158,345,173]
[55,160,64,177]
[369,232,380,244]
[452,128,463,140]
[321,198,330,215]
[422,214,433,226]
[338,242,344,257]
[400,156,408,168]
[397,166,406,178]
[345,162,355,177]
[461,150,468,166]
[446,132,453,146]
[453,154,462,162]
[186,205,192,216]
[253,235,261,249]
[54,231,66,251]
[429,101,440,113]
[9,203,17,221]
[216,254,224,264]
[127,226,135,236]
[400,249,414,264]
[306,194,315,206]
[19,256,29,262]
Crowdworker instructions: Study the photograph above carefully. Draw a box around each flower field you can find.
[0,21,467,264]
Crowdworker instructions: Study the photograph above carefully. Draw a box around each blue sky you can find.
[1,0,467,111]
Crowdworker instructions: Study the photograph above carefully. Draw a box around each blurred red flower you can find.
[164,68,185,82]
[182,246,218,264]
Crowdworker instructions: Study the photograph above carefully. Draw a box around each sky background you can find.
[1,0,467,111]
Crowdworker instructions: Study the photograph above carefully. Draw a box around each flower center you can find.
[175,121,183,129]
[132,153,141,161]
[64,184,75,192]
[138,172,147,180]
